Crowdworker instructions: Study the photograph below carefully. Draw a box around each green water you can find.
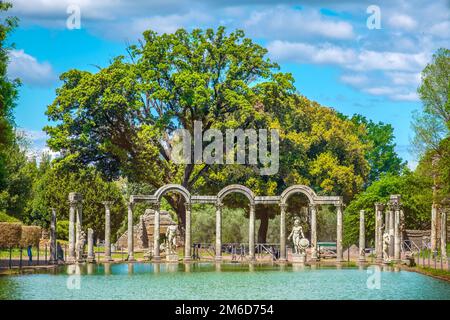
[1,263,449,300]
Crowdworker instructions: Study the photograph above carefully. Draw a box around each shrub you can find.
[20,226,42,247]
[0,222,22,248]
[0,211,21,223]
[57,220,69,240]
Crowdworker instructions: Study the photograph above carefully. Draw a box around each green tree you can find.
[45,27,292,233]
[0,2,19,194]
[412,48,449,154]
[350,115,405,186]
[29,165,126,241]
[344,170,432,246]
[0,134,37,218]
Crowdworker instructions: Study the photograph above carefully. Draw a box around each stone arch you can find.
[154,184,191,203]
[280,185,317,205]
[217,184,255,205]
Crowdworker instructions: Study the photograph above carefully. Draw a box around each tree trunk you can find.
[258,212,269,243]
[166,194,186,239]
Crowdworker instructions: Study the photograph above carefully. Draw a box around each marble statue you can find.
[382,232,390,262]
[165,225,178,255]
[288,218,306,254]
[76,230,86,261]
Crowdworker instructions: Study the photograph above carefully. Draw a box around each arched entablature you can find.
[154,184,191,203]
[280,185,318,205]
[217,184,255,206]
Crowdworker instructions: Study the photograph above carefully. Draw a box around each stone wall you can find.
[115,209,177,250]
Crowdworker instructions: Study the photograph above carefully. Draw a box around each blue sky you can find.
[4,0,450,167]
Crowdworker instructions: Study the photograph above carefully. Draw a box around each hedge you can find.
[0,222,22,248]
[20,226,42,247]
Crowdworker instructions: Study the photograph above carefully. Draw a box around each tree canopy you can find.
[44,27,409,242]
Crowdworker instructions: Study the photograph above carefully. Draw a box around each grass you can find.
[414,265,450,281]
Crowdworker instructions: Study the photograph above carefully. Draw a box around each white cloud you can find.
[8,49,57,86]
[340,74,368,86]
[244,8,354,40]
[388,14,417,31]
[267,41,356,65]
[350,50,428,72]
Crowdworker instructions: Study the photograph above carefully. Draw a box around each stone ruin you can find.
[116,209,177,251]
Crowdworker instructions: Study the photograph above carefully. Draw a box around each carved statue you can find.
[165,225,178,255]
[383,232,390,262]
[76,230,86,260]
[288,218,306,254]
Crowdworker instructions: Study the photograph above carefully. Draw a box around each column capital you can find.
[308,203,317,210]
[335,202,344,210]
[215,201,224,209]
[102,201,114,209]
[375,202,385,211]
[185,202,192,211]
[248,203,255,210]
[279,203,288,210]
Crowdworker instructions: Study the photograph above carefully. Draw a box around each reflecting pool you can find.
[1,263,449,300]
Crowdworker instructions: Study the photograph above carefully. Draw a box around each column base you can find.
[183,257,191,263]
[375,258,383,263]
[247,255,256,261]
[277,258,288,263]
[358,258,367,263]
[335,258,344,263]
[214,256,222,262]
[87,257,96,263]
[152,256,161,262]
[127,256,135,262]
[66,256,76,263]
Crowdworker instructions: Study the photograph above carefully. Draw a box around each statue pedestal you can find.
[292,253,306,264]
[166,254,179,263]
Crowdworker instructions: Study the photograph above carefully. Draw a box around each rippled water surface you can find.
[1,263,449,300]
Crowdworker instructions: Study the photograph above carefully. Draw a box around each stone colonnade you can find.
[128,184,344,262]
[371,195,404,263]
[430,199,449,260]
[68,192,84,263]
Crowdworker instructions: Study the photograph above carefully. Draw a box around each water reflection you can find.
[104,263,111,275]
[214,263,221,273]
[292,263,305,272]
[87,263,94,275]
[128,263,134,275]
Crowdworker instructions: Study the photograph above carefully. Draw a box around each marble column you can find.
[75,199,84,262]
[431,203,438,251]
[279,203,287,262]
[87,228,95,263]
[441,208,447,261]
[384,210,390,237]
[248,204,256,261]
[184,202,192,261]
[127,201,135,261]
[336,203,343,262]
[49,208,57,264]
[310,204,318,261]
[388,204,395,258]
[103,201,113,261]
[215,201,223,261]
[152,203,160,261]
[375,203,385,263]
[359,210,366,262]
[68,193,79,263]
[394,203,402,261]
